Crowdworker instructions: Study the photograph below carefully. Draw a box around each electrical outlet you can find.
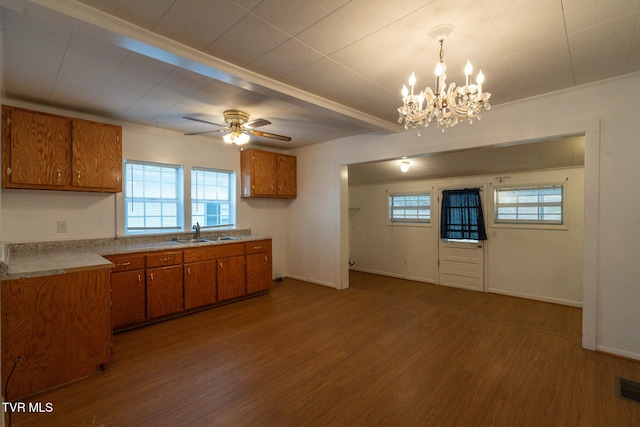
[57,220,68,233]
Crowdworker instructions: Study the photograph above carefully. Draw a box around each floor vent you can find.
[616,377,640,404]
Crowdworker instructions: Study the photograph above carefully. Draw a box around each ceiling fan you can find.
[183,110,291,145]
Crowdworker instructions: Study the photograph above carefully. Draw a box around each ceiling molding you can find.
[13,0,399,134]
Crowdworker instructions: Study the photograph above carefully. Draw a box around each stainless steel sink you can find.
[171,238,213,244]
[216,236,237,241]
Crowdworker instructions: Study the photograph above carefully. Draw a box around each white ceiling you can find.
[0,0,636,178]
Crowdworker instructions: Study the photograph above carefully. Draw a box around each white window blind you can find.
[494,185,563,224]
[125,161,183,232]
[191,167,235,228]
[388,193,431,224]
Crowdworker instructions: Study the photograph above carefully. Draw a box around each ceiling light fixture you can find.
[400,160,410,173]
[222,116,250,145]
[398,24,491,133]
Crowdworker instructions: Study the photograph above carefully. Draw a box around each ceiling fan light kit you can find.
[183,110,291,145]
[398,24,491,133]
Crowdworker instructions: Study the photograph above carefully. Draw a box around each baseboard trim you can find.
[284,274,338,289]
[488,288,582,308]
[348,267,437,284]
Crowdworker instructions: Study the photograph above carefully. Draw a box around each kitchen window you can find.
[191,167,235,229]
[124,160,183,233]
[494,185,563,224]
[388,192,431,225]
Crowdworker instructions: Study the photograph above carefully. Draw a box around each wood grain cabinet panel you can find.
[184,260,217,310]
[1,269,111,399]
[218,255,247,301]
[276,154,297,198]
[111,270,146,329]
[2,105,71,188]
[1,105,122,192]
[246,240,273,294]
[72,119,122,192]
[147,265,184,319]
[241,148,296,198]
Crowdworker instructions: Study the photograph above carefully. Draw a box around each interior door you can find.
[437,187,486,291]
[438,239,484,291]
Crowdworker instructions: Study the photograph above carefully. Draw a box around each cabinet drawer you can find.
[245,239,271,254]
[104,253,145,272]
[183,243,244,263]
[146,251,183,268]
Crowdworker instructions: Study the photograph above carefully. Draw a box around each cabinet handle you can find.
[76,172,81,182]
[158,257,172,262]
[253,246,262,250]
[264,255,268,263]
[187,267,191,275]
[137,274,141,286]
[117,262,131,267]
[219,262,223,269]
[150,273,154,281]
[57,170,61,182]
[6,167,11,176]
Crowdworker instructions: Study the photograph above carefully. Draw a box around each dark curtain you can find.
[440,189,487,241]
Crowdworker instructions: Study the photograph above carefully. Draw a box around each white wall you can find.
[0,102,291,279]
[349,167,584,306]
[288,72,640,360]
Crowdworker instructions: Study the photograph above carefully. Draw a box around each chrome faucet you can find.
[192,222,201,239]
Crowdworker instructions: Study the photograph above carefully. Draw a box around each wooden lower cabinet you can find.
[111,270,146,328]
[218,255,247,301]
[246,240,272,294]
[147,265,184,319]
[184,260,217,310]
[104,253,146,329]
[1,269,111,399]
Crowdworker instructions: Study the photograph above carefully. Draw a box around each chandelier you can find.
[398,24,491,132]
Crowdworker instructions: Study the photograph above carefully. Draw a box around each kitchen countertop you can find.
[1,232,271,280]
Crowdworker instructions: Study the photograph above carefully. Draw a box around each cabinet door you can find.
[7,107,71,187]
[184,260,217,310]
[252,149,277,196]
[147,265,184,319]
[276,154,297,198]
[111,270,146,329]
[1,269,110,399]
[246,252,272,294]
[72,120,122,191]
[218,255,247,301]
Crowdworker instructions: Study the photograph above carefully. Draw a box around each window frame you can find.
[493,184,565,227]
[387,191,432,227]
[124,160,184,234]
[190,166,236,230]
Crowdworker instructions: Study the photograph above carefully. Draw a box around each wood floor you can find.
[10,272,640,426]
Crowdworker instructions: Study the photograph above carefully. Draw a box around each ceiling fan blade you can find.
[244,118,271,129]
[183,116,225,127]
[184,129,227,136]
[249,130,292,141]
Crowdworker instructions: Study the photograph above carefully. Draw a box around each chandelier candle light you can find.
[398,24,491,132]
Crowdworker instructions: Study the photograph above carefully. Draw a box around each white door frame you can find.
[436,184,488,291]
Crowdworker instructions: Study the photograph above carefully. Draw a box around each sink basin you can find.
[171,238,213,244]
[216,236,237,241]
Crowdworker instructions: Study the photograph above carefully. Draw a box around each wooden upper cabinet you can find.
[2,105,71,188]
[240,148,296,199]
[276,153,297,198]
[72,119,122,192]
[2,105,122,193]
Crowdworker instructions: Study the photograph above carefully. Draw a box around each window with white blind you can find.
[388,192,431,225]
[124,161,183,232]
[494,185,563,224]
[191,167,235,228]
